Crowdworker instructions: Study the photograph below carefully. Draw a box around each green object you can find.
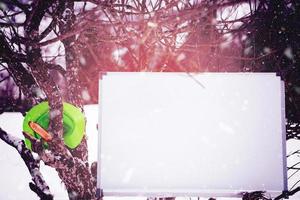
[23,101,85,149]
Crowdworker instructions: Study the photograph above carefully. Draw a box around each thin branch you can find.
[0,76,9,83]
[274,187,300,200]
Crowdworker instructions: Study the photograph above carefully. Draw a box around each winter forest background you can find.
[0,0,300,200]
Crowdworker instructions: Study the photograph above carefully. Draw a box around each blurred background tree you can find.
[242,0,300,140]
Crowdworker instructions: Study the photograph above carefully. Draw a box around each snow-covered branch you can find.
[0,127,53,200]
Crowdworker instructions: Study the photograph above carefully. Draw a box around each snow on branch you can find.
[0,127,53,200]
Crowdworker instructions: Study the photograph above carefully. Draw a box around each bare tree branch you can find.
[0,127,53,200]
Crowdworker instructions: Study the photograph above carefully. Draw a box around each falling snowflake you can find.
[176,53,186,62]
[112,48,127,66]
[81,90,91,101]
[284,47,294,60]
[263,47,271,54]
[79,56,87,66]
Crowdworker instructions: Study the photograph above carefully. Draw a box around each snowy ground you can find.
[0,105,299,200]
[0,105,98,200]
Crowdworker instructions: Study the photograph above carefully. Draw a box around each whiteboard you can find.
[97,72,287,198]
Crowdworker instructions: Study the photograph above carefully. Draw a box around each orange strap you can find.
[29,121,52,141]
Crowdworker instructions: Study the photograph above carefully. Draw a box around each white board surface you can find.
[97,72,287,198]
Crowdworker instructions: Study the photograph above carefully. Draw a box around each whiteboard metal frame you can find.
[281,81,288,192]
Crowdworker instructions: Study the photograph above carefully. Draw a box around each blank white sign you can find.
[97,72,287,198]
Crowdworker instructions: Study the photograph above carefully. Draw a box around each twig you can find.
[274,187,300,200]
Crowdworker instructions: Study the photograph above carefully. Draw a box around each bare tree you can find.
[0,1,96,199]
[0,0,299,199]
